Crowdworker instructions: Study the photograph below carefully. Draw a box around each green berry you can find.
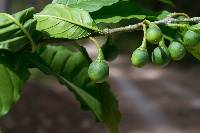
[183,30,200,47]
[152,46,170,67]
[88,60,109,83]
[146,27,162,44]
[102,43,119,61]
[131,48,149,67]
[168,41,186,61]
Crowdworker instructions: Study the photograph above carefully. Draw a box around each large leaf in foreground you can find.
[52,0,120,12]
[91,1,157,24]
[34,4,99,39]
[30,44,121,133]
[0,51,30,117]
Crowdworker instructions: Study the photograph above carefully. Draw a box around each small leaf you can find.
[0,51,30,117]
[34,4,99,39]
[30,44,121,133]
[52,0,120,12]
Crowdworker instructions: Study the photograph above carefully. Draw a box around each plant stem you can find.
[101,17,200,35]
[167,12,190,18]
[39,16,200,44]
[140,24,147,49]
[89,37,104,60]
[102,22,143,34]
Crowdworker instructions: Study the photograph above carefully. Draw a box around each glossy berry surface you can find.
[168,41,186,61]
[146,27,162,44]
[152,46,170,67]
[183,30,200,47]
[131,48,149,67]
[88,60,109,83]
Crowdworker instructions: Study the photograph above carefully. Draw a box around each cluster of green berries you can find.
[131,23,200,68]
[88,22,200,83]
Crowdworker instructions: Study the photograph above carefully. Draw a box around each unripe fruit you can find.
[152,46,170,67]
[131,48,149,67]
[168,41,186,61]
[146,26,162,44]
[102,43,119,61]
[183,30,200,47]
[88,60,109,83]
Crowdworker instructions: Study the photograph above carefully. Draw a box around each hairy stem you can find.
[39,16,200,44]
[101,17,200,35]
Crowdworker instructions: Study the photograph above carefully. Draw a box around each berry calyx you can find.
[131,48,149,67]
[168,41,186,61]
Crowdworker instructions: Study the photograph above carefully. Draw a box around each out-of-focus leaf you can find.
[0,8,37,51]
[157,10,171,20]
[0,51,30,117]
[159,0,175,7]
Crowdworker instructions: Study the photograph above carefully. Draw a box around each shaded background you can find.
[1,0,200,133]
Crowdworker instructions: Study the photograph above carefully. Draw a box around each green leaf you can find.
[34,4,99,39]
[52,0,120,12]
[0,51,30,117]
[159,0,175,7]
[30,44,121,133]
[91,1,157,24]
[157,10,171,20]
[0,8,37,51]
